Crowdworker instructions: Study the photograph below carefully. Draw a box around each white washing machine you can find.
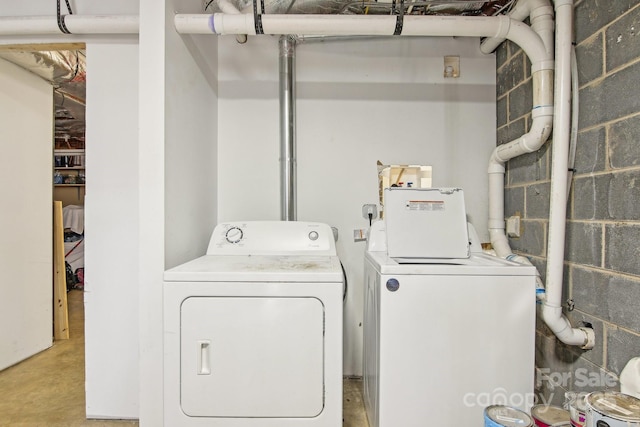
[164,221,343,427]
[363,188,537,426]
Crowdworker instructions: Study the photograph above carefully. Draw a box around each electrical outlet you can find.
[362,204,378,220]
[354,229,367,242]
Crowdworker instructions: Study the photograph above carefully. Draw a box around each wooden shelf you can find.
[54,149,84,155]
[54,166,85,170]
[54,149,85,169]
[55,184,85,187]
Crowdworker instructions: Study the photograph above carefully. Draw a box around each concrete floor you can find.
[0,290,369,426]
[343,377,370,427]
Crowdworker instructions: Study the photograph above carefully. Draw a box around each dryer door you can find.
[180,296,325,418]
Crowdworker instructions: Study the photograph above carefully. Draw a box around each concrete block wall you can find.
[497,0,640,406]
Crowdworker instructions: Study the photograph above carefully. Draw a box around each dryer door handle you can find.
[198,340,211,375]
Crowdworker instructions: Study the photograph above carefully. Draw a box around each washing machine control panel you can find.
[206,221,337,256]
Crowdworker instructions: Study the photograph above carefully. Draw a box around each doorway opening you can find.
[0,43,89,422]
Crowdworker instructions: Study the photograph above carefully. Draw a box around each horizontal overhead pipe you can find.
[0,15,139,35]
[175,13,548,62]
[176,13,511,36]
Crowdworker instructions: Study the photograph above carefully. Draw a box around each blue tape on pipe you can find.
[208,14,215,33]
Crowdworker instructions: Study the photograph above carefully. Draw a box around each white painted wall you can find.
[1,1,141,419]
[164,11,219,269]
[138,0,167,424]
[0,58,53,371]
[217,37,281,220]
[139,0,219,424]
[218,36,496,375]
[84,42,140,419]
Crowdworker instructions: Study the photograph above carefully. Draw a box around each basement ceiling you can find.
[0,0,513,148]
[0,44,86,149]
[205,0,513,15]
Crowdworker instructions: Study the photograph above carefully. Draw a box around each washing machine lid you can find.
[366,251,537,276]
[164,254,344,282]
[384,188,470,259]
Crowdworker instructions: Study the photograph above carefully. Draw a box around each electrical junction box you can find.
[384,187,470,260]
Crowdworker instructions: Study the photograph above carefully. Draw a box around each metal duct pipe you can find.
[279,35,297,221]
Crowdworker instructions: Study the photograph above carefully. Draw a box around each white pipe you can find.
[530,2,556,57]
[488,67,553,260]
[481,0,554,56]
[215,0,249,44]
[175,13,546,61]
[0,15,139,35]
[542,0,594,349]
[486,0,594,349]
[488,147,548,297]
[566,44,579,196]
[488,111,552,304]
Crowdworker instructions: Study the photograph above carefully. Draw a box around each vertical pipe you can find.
[279,35,297,221]
[545,0,572,319]
[541,0,594,349]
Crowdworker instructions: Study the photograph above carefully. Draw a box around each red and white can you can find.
[567,392,589,427]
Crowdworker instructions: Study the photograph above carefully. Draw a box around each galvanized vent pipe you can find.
[279,35,297,221]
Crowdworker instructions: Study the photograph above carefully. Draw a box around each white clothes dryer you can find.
[164,221,343,427]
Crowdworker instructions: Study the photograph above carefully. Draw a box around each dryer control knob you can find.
[308,231,319,241]
[225,226,244,244]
